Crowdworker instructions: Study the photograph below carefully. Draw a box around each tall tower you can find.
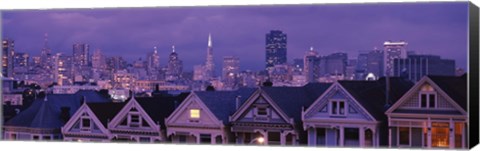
[41,33,52,68]
[304,47,319,82]
[166,45,183,81]
[73,43,90,67]
[383,41,407,76]
[205,33,215,79]
[265,30,287,71]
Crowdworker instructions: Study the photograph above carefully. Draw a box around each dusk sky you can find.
[1,2,469,72]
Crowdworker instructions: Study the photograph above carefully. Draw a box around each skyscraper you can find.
[73,43,90,67]
[92,49,106,70]
[265,30,287,71]
[166,45,183,81]
[205,33,215,79]
[222,56,240,89]
[384,41,407,76]
[41,33,52,68]
[2,39,14,77]
[393,54,456,82]
[53,53,73,85]
[147,46,161,71]
[304,47,320,82]
[325,52,348,76]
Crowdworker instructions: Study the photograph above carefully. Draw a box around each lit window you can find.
[190,109,200,118]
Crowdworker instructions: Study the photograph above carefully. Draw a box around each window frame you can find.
[418,92,437,109]
[128,112,141,127]
[329,99,347,116]
[397,127,411,147]
[189,109,201,123]
[80,117,92,131]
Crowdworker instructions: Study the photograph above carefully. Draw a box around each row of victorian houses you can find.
[2,75,468,149]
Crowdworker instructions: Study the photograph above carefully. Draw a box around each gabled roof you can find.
[260,83,332,123]
[427,75,466,110]
[338,77,413,121]
[5,90,111,129]
[87,102,126,127]
[194,88,256,125]
[134,92,190,128]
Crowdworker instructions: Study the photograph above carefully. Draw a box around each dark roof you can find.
[339,77,414,121]
[5,90,111,129]
[261,83,332,123]
[428,75,467,110]
[134,92,190,128]
[87,102,126,127]
[195,88,256,125]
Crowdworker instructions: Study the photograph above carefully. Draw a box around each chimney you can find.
[235,95,241,109]
[60,107,71,123]
[384,76,391,109]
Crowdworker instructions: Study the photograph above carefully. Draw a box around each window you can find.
[419,84,436,108]
[190,109,200,118]
[10,133,17,140]
[139,137,150,143]
[129,113,140,127]
[81,118,91,130]
[179,135,187,143]
[200,134,211,144]
[256,107,267,116]
[399,127,410,146]
[33,135,40,140]
[330,100,346,116]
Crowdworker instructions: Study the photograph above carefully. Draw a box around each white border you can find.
[0,0,478,151]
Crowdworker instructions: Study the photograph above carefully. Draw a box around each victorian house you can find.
[106,93,188,142]
[3,90,111,140]
[302,78,413,147]
[385,75,467,149]
[229,83,331,145]
[61,102,125,142]
[165,88,255,144]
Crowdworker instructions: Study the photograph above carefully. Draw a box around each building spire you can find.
[154,46,158,53]
[172,45,176,53]
[208,33,212,47]
[310,46,314,51]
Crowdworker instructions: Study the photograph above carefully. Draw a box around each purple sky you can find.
[1,2,469,72]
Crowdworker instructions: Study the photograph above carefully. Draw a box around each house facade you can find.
[229,83,331,145]
[302,78,412,147]
[3,90,111,141]
[165,89,255,144]
[385,75,467,149]
[61,102,125,142]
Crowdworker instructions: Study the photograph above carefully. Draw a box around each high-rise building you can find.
[166,45,183,81]
[354,52,369,80]
[222,56,240,89]
[384,41,407,76]
[393,54,456,82]
[2,39,15,77]
[13,52,29,68]
[325,52,348,76]
[265,30,287,71]
[304,47,320,82]
[106,56,127,72]
[147,46,161,72]
[92,49,106,70]
[73,43,90,67]
[193,65,206,81]
[41,33,52,68]
[205,33,215,79]
[366,49,384,80]
[52,53,73,86]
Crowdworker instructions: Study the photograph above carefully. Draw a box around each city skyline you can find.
[2,2,468,72]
